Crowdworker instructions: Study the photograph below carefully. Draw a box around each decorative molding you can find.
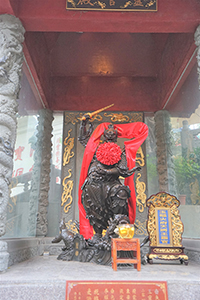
[66,0,157,12]
[136,173,146,213]
[63,129,74,166]
[148,253,188,261]
[64,111,143,126]
[61,169,73,213]
[134,219,147,235]
[104,112,130,122]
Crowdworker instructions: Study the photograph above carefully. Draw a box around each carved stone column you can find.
[0,14,25,271]
[194,24,200,89]
[154,110,177,196]
[28,109,54,237]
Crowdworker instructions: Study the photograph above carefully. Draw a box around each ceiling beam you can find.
[23,32,52,109]
[50,76,159,112]
[159,33,197,110]
[1,0,200,33]
[23,43,49,109]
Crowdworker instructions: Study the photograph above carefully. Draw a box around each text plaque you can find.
[66,0,157,12]
[66,281,168,300]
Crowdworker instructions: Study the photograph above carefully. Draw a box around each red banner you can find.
[66,281,168,300]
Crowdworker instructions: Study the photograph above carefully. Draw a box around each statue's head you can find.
[104,124,118,142]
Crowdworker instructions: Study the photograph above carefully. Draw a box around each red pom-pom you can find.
[96,142,122,165]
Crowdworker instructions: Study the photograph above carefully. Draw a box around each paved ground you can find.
[1,255,200,300]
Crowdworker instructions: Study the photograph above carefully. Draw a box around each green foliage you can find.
[174,149,200,195]
[146,154,157,178]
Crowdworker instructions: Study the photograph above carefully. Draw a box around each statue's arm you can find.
[124,166,141,177]
[117,149,141,177]
[78,114,94,147]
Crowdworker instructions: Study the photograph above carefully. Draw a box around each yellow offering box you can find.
[116,224,135,239]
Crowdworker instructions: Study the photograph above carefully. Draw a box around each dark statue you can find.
[52,110,149,265]
[79,115,140,237]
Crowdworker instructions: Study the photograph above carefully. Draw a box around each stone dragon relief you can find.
[0,15,25,238]
[36,109,54,236]
[28,109,54,236]
[154,110,177,196]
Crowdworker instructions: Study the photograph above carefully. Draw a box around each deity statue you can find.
[53,108,148,265]
[78,111,148,240]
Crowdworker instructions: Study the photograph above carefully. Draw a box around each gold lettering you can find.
[87,289,92,295]
[109,0,115,5]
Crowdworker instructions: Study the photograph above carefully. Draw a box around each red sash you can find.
[79,122,148,239]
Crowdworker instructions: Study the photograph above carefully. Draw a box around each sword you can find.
[81,103,114,121]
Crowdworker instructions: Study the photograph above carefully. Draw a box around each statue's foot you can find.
[88,233,102,246]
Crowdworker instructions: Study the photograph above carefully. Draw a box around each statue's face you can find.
[104,124,117,142]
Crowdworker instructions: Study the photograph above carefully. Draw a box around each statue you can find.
[78,108,149,241]
[52,106,148,264]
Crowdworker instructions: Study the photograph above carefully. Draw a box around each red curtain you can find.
[78,122,148,239]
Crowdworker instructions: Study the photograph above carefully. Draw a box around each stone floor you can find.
[1,255,200,300]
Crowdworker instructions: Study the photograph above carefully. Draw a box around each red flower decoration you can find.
[96,142,122,165]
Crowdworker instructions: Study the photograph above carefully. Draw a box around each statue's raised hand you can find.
[81,113,91,125]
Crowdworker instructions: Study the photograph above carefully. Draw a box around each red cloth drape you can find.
[78,122,148,239]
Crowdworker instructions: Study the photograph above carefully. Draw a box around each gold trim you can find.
[129,112,143,123]
[190,178,200,205]
[63,129,74,166]
[134,219,147,235]
[66,0,157,11]
[65,111,143,125]
[61,169,73,213]
[146,192,180,208]
[136,146,145,166]
[147,193,184,248]
[90,114,103,122]
[65,112,80,125]
[65,219,79,234]
[153,248,182,254]
[148,254,188,261]
[171,203,184,247]
[135,173,146,213]
[104,112,130,123]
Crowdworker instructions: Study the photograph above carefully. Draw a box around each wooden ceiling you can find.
[1,0,200,116]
